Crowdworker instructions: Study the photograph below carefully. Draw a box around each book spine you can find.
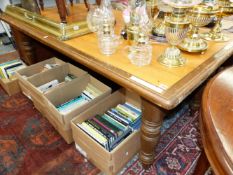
[86,119,114,143]
[102,113,127,131]
[85,84,100,98]
[88,119,115,139]
[81,123,108,148]
[110,129,132,150]
[84,121,110,151]
[92,117,118,138]
[115,105,137,121]
[4,63,23,78]
[82,90,94,100]
[106,110,129,126]
[111,108,133,123]
[87,83,102,95]
[95,115,123,137]
[123,103,141,115]
[57,95,88,114]
[77,123,108,150]
[81,93,92,101]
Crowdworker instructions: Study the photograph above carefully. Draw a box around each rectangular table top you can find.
[2,4,233,110]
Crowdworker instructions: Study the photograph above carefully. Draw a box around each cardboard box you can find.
[17,63,87,102]
[32,96,73,144]
[0,51,22,96]
[15,57,66,98]
[71,89,141,175]
[45,74,112,130]
[17,57,66,78]
[32,74,111,143]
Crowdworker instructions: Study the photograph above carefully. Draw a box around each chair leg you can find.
[96,0,101,6]
[38,0,44,10]
[84,0,89,10]
[69,0,73,6]
[55,0,67,23]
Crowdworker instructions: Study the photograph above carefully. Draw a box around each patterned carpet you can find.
[0,87,100,175]
[121,104,201,175]
[0,85,202,175]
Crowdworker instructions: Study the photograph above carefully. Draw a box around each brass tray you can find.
[5,5,91,40]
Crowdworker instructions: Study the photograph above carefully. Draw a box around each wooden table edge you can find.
[2,13,233,110]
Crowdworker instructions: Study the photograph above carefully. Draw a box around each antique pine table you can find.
[1,4,233,168]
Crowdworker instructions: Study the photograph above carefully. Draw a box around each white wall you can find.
[0,0,11,33]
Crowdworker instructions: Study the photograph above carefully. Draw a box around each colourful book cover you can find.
[86,119,115,142]
[92,117,118,138]
[102,113,128,131]
[95,115,123,137]
[106,110,129,126]
[111,108,133,123]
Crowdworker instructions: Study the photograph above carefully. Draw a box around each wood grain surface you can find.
[1,5,233,110]
[201,67,233,175]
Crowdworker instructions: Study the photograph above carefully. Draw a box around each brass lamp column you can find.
[179,4,218,53]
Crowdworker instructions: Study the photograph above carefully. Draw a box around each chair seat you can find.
[201,67,233,175]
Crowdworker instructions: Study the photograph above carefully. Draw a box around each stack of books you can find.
[56,83,103,115]
[77,102,141,151]
[0,59,26,79]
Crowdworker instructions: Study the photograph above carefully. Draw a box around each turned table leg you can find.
[55,0,67,23]
[140,98,166,168]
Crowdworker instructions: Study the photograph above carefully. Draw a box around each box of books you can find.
[15,57,66,98]
[71,89,141,175]
[45,74,112,130]
[18,63,87,102]
[0,51,26,96]
[32,96,73,143]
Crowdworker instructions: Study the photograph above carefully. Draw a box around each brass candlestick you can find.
[201,0,233,42]
[179,4,218,53]
[158,0,202,67]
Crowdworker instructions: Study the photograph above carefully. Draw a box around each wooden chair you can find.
[37,0,101,23]
[36,0,73,23]
[199,66,233,175]
[37,0,74,11]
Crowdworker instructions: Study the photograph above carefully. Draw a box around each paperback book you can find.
[0,59,26,79]
[56,83,103,115]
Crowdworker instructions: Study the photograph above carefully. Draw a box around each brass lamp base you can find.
[201,32,229,42]
[179,37,208,52]
[158,46,186,67]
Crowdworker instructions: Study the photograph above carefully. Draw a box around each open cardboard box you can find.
[16,57,66,78]
[45,74,112,130]
[0,51,23,96]
[17,63,87,101]
[71,89,141,175]
[32,95,73,143]
[16,57,65,98]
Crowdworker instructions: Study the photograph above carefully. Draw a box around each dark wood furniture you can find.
[38,0,101,23]
[1,8,233,169]
[38,0,44,10]
[200,67,233,175]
